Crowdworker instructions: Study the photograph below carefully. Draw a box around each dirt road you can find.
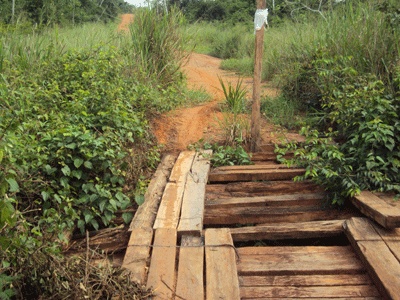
[119,14,303,152]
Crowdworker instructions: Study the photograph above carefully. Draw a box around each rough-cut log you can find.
[239,274,372,287]
[129,154,177,230]
[208,167,305,183]
[204,205,358,225]
[206,193,325,209]
[230,220,344,242]
[350,191,400,229]
[344,217,400,300]
[250,152,294,162]
[237,246,364,276]
[206,180,323,201]
[67,225,129,253]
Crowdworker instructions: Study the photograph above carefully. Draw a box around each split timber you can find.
[74,145,400,299]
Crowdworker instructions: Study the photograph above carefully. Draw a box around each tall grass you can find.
[129,8,191,86]
[0,21,127,72]
[190,1,398,85]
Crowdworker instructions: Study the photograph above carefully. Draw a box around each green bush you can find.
[278,66,400,205]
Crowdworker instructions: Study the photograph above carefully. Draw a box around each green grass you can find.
[261,95,303,130]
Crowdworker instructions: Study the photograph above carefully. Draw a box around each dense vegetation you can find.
[1,0,400,298]
[0,0,133,25]
[0,7,205,299]
[187,0,400,203]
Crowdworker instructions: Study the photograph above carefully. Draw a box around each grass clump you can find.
[129,7,191,87]
[219,76,249,113]
[261,95,303,130]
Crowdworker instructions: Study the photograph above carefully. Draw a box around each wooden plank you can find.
[204,205,357,225]
[237,246,364,276]
[177,150,212,236]
[169,151,196,182]
[250,152,294,161]
[206,193,324,209]
[205,228,240,300]
[239,274,372,287]
[121,227,153,284]
[208,168,305,182]
[352,241,400,300]
[212,164,290,171]
[130,154,177,230]
[373,225,400,262]
[343,217,381,241]
[230,220,344,242]
[206,181,323,200]
[146,228,177,300]
[175,235,204,300]
[350,191,400,228]
[344,217,400,300]
[240,285,380,299]
[153,152,196,229]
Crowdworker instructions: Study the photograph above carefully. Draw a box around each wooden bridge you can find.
[69,147,400,299]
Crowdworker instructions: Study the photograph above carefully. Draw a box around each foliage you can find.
[219,76,249,113]
[129,7,191,87]
[0,0,133,25]
[261,94,303,130]
[1,47,159,234]
[189,139,253,167]
[277,66,400,205]
[209,144,253,167]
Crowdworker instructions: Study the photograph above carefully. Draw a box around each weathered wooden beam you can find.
[205,228,240,300]
[129,154,177,230]
[204,205,357,225]
[344,217,400,300]
[230,220,344,242]
[146,228,177,299]
[206,193,325,209]
[121,227,153,284]
[177,150,212,236]
[208,167,305,183]
[350,191,400,229]
[153,151,196,229]
[239,274,372,287]
[175,235,204,300]
[206,180,323,200]
[237,246,364,276]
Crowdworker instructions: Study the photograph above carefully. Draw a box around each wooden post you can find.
[251,0,266,153]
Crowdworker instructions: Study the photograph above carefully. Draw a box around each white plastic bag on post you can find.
[254,9,269,33]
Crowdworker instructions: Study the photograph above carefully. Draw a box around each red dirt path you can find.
[119,14,304,152]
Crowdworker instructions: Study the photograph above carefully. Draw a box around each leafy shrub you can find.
[189,139,253,167]
[0,46,159,235]
[278,66,400,205]
[209,144,253,167]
